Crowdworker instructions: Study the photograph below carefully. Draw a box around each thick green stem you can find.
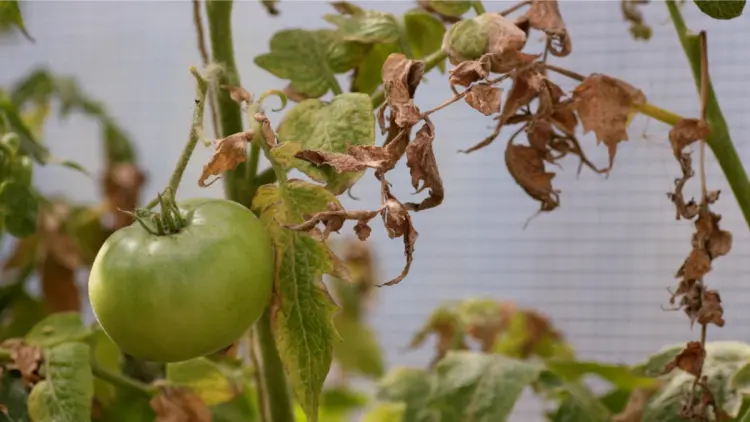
[667,0,750,229]
[204,1,293,420]
[371,49,448,108]
[254,309,294,422]
[91,361,158,398]
[205,0,254,207]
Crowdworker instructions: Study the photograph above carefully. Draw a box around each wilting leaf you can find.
[404,9,447,71]
[27,342,94,422]
[464,83,502,116]
[409,305,467,365]
[428,351,542,421]
[221,85,253,105]
[379,186,419,286]
[25,312,90,348]
[0,338,43,386]
[381,53,425,129]
[255,29,368,98]
[198,131,253,187]
[572,73,646,169]
[498,68,545,124]
[427,0,471,17]
[694,0,745,19]
[167,358,238,406]
[517,0,571,57]
[669,118,711,154]
[150,388,211,422]
[376,367,434,421]
[663,341,705,377]
[506,144,559,212]
[449,54,491,88]
[324,10,399,44]
[251,180,344,422]
[352,42,401,95]
[405,122,444,211]
[442,13,527,72]
[276,93,375,195]
[0,0,34,41]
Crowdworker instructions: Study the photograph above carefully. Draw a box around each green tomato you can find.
[9,156,33,186]
[88,198,274,363]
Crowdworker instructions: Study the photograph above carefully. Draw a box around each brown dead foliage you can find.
[0,339,43,386]
[449,54,491,89]
[405,121,444,211]
[408,306,468,367]
[150,388,211,422]
[381,53,425,128]
[506,143,559,212]
[254,113,277,148]
[664,341,705,377]
[464,83,502,116]
[669,118,711,155]
[221,84,253,105]
[198,131,254,187]
[572,73,646,169]
[104,162,146,230]
[517,0,571,57]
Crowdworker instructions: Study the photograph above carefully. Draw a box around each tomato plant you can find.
[88,197,274,363]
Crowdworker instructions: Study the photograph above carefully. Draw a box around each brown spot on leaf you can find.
[221,85,253,105]
[104,162,146,230]
[198,131,253,187]
[405,121,444,211]
[150,388,211,422]
[518,0,571,57]
[572,73,646,169]
[663,341,705,377]
[295,150,370,174]
[464,83,502,116]
[669,118,711,154]
[448,55,491,88]
[0,339,43,386]
[506,143,559,212]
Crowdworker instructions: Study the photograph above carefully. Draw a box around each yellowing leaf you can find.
[27,342,94,422]
[167,358,238,406]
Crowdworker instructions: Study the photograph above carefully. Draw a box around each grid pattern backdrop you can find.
[2,1,749,420]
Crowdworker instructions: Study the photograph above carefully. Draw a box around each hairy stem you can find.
[667,0,750,229]
[205,0,254,207]
[145,66,208,209]
[254,309,295,422]
[192,0,220,139]
[91,361,158,398]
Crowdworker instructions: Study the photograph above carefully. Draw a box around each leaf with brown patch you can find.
[150,388,211,422]
[198,131,253,187]
[464,83,502,116]
[506,143,559,212]
[254,113,277,148]
[0,339,43,386]
[517,0,571,57]
[572,73,646,169]
[663,341,705,377]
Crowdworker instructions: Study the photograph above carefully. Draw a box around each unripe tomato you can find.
[88,198,274,363]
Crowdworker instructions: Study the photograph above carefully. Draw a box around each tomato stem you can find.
[91,360,158,398]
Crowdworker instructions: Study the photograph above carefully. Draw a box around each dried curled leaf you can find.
[221,85,253,105]
[150,388,211,422]
[0,339,43,386]
[405,121,444,211]
[669,118,711,154]
[381,53,425,127]
[506,143,559,212]
[694,209,732,260]
[572,73,646,169]
[380,185,418,286]
[254,113,277,149]
[517,0,571,56]
[499,68,545,124]
[697,290,724,327]
[198,131,253,187]
[448,54,491,88]
[663,341,705,377]
[464,83,502,116]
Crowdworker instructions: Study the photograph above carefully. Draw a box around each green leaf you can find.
[427,351,542,422]
[324,10,400,44]
[0,291,47,341]
[361,402,407,422]
[92,328,123,407]
[99,388,154,422]
[0,91,50,163]
[0,373,30,422]
[0,0,33,42]
[210,387,259,422]
[251,180,345,422]
[403,9,446,72]
[694,0,745,19]
[296,387,369,422]
[352,42,401,95]
[545,360,658,390]
[276,93,375,195]
[549,383,611,422]
[376,367,434,421]
[255,29,367,98]
[166,357,236,406]
[333,316,384,378]
[27,342,94,422]
[442,16,489,62]
[25,312,90,348]
[0,182,38,238]
[427,0,472,17]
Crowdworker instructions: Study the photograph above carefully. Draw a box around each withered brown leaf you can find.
[572,73,646,169]
[694,210,732,260]
[381,53,425,128]
[254,113,277,148]
[518,0,571,57]
[663,341,705,377]
[150,388,211,422]
[295,150,370,174]
[405,121,444,211]
[104,162,146,230]
[379,185,418,286]
[0,339,43,386]
[506,143,559,212]
[448,54,491,88]
[484,14,528,65]
[464,83,502,116]
[221,85,253,105]
[669,118,711,154]
[198,131,253,187]
[499,68,545,124]
[697,290,724,327]
[679,248,712,282]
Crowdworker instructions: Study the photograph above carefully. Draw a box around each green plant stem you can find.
[371,49,448,108]
[254,309,295,422]
[204,2,293,420]
[205,0,254,207]
[667,0,750,229]
[472,1,486,15]
[91,361,157,398]
[145,67,208,209]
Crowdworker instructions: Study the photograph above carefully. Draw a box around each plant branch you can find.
[667,0,750,229]
[254,309,295,422]
[192,0,220,139]
[699,31,708,203]
[91,360,158,398]
[145,66,208,209]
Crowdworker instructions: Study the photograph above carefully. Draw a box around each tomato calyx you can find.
[125,189,187,236]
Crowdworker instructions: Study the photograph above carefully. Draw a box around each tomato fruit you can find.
[88,198,274,362]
